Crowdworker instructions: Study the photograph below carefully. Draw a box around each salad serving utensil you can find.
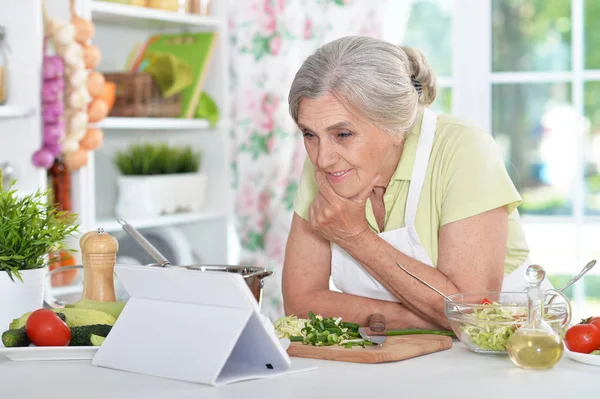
[547,259,596,305]
[396,263,453,302]
[395,263,468,315]
[397,259,593,308]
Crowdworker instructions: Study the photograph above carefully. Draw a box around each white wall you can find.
[0,0,45,194]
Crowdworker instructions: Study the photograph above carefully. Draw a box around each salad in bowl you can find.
[444,292,571,354]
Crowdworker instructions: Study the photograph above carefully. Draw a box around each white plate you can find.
[0,345,98,361]
[564,348,600,367]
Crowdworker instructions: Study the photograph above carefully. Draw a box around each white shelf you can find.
[90,1,223,30]
[95,210,226,232]
[96,117,211,130]
[0,106,33,119]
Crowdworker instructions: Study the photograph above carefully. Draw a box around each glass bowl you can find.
[444,292,571,355]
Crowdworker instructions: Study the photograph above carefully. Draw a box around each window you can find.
[382,0,454,114]
[452,0,600,318]
[383,0,599,318]
[491,0,573,215]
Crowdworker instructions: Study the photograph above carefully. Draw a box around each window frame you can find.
[451,0,596,314]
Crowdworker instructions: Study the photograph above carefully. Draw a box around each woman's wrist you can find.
[399,303,445,329]
[342,227,379,258]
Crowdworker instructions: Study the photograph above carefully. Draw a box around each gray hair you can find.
[288,35,437,136]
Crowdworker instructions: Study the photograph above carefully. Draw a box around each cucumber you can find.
[69,324,112,346]
[1,328,30,347]
[90,334,106,346]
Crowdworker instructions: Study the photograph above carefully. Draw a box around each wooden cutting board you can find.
[287,334,453,364]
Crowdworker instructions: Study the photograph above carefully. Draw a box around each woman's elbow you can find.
[283,298,309,318]
[282,288,322,319]
[282,288,307,317]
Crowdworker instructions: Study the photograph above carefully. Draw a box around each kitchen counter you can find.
[0,344,596,399]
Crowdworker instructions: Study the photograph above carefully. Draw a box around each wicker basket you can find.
[103,72,181,118]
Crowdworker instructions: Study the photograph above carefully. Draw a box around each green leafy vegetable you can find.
[386,329,456,337]
[273,315,306,339]
[460,302,563,352]
[274,311,372,348]
[274,312,457,349]
[460,303,520,351]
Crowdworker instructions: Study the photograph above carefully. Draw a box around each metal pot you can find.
[116,219,274,306]
[146,263,273,305]
[44,263,273,308]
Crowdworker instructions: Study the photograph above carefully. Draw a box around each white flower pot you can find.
[0,268,46,333]
[115,173,208,219]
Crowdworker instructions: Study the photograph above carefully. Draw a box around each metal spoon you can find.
[396,262,469,316]
[547,259,596,304]
[396,262,453,301]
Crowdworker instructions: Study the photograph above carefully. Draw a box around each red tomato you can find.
[587,317,600,330]
[481,297,492,305]
[564,323,600,354]
[25,309,71,347]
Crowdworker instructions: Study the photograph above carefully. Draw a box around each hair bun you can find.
[400,46,437,106]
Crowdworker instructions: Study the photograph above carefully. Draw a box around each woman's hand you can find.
[308,170,379,247]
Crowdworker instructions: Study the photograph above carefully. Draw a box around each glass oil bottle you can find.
[506,264,564,370]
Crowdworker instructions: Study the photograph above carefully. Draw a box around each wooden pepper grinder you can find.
[80,228,119,302]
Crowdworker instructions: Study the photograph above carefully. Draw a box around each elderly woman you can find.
[281,35,548,330]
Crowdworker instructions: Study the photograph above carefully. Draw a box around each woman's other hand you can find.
[308,170,379,247]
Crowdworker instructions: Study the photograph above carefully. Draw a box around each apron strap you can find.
[404,107,437,228]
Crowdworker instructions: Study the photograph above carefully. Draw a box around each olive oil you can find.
[505,264,569,370]
[506,330,564,370]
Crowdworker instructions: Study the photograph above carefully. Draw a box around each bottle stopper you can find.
[525,264,545,287]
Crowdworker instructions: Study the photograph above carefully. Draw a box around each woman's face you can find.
[297,93,403,199]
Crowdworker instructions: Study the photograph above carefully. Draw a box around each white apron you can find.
[330,108,551,302]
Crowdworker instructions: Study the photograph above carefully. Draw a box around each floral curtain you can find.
[228,0,389,321]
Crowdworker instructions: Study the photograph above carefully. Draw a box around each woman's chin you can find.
[331,185,359,199]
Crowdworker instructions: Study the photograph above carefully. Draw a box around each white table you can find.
[0,344,596,399]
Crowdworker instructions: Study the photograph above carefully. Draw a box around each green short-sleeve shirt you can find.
[293,106,529,275]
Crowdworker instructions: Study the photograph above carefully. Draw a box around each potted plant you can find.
[0,179,79,331]
[114,142,205,219]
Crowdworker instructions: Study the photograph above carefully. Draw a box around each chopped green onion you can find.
[386,329,456,337]
[274,311,373,349]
